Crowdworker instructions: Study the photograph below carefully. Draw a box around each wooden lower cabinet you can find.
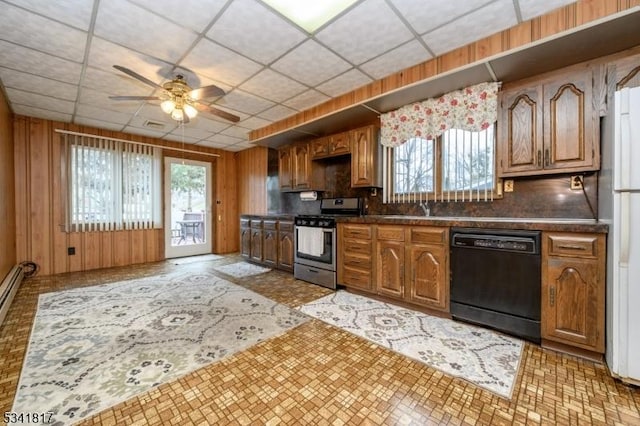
[341,223,449,312]
[277,221,294,272]
[240,216,294,272]
[541,232,605,354]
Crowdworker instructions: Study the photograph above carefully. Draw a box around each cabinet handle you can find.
[544,148,550,166]
[557,244,587,251]
[537,150,542,167]
[550,286,556,307]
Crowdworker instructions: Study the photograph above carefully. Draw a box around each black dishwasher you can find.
[450,227,541,343]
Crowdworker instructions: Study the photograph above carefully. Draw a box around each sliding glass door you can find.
[164,157,212,258]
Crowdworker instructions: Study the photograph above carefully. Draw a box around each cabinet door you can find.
[407,244,448,311]
[329,132,350,156]
[542,256,603,351]
[263,228,278,267]
[240,226,251,258]
[543,71,597,172]
[498,86,544,176]
[278,148,293,191]
[376,240,405,298]
[351,126,379,187]
[293,144,311,190]
[278,230,294,272]
[250,228,263,262]
[310,138,329,159]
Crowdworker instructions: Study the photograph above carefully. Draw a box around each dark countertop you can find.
[337,215,609,233]
[240,214,295,221]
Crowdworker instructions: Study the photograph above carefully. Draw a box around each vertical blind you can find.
[63,134,162,232]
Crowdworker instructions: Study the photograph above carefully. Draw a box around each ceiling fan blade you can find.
[188,84,225,100]
[113,65,164,90]
[194,102,240,123]
[109,95,161,101]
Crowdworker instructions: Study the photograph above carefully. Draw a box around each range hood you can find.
[251,9,640,149]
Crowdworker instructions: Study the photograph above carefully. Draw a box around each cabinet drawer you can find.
[263,220,277,230]
[250,219,263,229]
[343,224,372,239]
[341,265,371,288]
[342,239,371,255]
[343,253,371,269]
[377,226,405,241]
[410,227,447,244]
[279,221,293,232]
[547,234,599,258]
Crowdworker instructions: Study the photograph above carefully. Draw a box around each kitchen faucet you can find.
[419,202,430,216]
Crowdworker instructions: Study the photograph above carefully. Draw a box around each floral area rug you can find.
[298,291,523,399]
[171,254,223,264]
[12,269,308,425]
[214,261,271,278]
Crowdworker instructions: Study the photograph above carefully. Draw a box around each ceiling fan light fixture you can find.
[161,99,176,114]
[183,103,198,119]
[171,108,184,121]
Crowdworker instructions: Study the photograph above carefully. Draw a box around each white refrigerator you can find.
[599,86,640,385]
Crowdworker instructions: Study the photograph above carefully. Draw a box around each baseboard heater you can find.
[0,265,24,327]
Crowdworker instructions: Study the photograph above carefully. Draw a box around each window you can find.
[386,125,497,202]
[64,134,162,231]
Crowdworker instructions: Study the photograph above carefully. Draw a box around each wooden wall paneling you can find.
[50,122,68,275]
[13,117,28,266]
[475,32,506,61]
[130,229,146,265]
[101,232,113,269]
[28,119,52,276]
[145,228,163,263]
[236,146,268,215]
[83,232,102,271]
[112,231,131,267]
[576,0,622,25]
[0,89,15,279]
[216,151,239,253]
[67,232,83,272]
[539,4,577,39]
[508,21,533,50]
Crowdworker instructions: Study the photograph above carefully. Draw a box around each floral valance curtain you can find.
[380,82,500,147]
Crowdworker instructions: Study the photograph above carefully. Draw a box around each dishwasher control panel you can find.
[451,229,540,254]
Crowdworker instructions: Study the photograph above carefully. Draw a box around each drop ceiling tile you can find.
[180,38,263,86]
[258,105,298,122]
[73,117,125,132]
[5,0,95,30]
[136,103,175,123]
[316,0,413,65]
[224,143,250,152]
[239,69,307,103]
[422,0,518,56]
[129,0,227,32]
[122,125,171,140]
[160,132,200,144]
[283,89,330,111]
[78,87,144,114]
[127,114,175,131]
[518,0,577,21]
[76,104,135,125]
[205,134,245,145]
[316,69,372,97]
[390,0,488,35]
[11,104,72,122]
[238,116,272,130]
[0,40,82,84]
[195,117,233,133]
[168,126,213,141]
[220,126,250,139]
[5,88,75,114]
[272,39,351,86]
[88,37,174,89]
[0,3,87,62]
[196,140,229,149]
[360,39,432,80]
[82,66,153,98]
[215,89,274,115]
[0,68,78,101]
[94,0,198,64]
[207,0,306,65]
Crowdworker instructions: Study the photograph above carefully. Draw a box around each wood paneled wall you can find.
[0,89,16,281]
[14,116,238,276]
[236,146,268,215]
[249,0,640,141]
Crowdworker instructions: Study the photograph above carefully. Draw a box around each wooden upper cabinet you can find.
[498,68,599,177]
[310,137,330,159]
[351,125,381,187]
[279,143,324,192]
[329,132,350,156]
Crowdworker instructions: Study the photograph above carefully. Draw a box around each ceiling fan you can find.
[109,65,240,123]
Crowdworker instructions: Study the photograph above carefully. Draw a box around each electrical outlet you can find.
[504,179,514,192]
[370,188,377,197]
[571,175,583,190]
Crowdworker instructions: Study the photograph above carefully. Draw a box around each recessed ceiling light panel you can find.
[261,0,358,33]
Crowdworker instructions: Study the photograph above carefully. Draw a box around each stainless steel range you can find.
[294,198,362,289]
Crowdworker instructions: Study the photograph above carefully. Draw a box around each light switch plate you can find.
[570,175,583,190]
